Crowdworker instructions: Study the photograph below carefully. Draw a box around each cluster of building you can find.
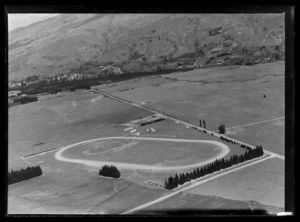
[8,64,124,90]
[8,82,22,89]
[8,90,21,100]
[122,114,164,137]
[8,90,37,105]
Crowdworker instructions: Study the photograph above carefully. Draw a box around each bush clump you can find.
[99,165,121,178]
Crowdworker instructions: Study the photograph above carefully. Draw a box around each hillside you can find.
[8,14,285,81]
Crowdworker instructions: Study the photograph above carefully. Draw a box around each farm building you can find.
[8,90,21,98]
[217,60,225,65]
[193,57,210,68]
[124,127,134,132]
[140,115,165,126]
[218,47,232,56]
[130,129,137,133]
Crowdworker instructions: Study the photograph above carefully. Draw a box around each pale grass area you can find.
[187,158,284,207]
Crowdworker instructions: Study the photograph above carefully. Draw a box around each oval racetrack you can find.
[55,137,230,171]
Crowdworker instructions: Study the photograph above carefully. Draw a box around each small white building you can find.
[130,129,137,133]
[124,127,134,132]
[8,90,21,98]
[150,128,156,132]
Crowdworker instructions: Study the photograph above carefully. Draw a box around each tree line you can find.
[8,165,43,185]
[219,136,253,150]
[13,96,38,104]
[164,146,264,190]
[140,117,165,126]
[99,165,121,178]
[199,119,206,128]
[18,68,193,96]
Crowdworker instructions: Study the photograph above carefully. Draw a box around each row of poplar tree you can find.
[164,146,264,190]
[8,166,43,185]
[99,165,121,178]
[220,136,256,150]
[199,119,206,128]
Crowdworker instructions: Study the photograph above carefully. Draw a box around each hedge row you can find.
[164,146,264,190]
[140,118,165,126]
[8,166,43,185]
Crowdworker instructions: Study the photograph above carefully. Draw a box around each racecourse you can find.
[55,136,230,171]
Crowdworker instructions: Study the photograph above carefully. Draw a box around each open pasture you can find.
[8,150,167,214]
[147,66,284,131]
[94,62,285,158]
[100,62,284,109]
[186,157,284,208]
[136,119,248,158]
[97,76,174,95]
[142,192,283,215]
[228,118,285,155]
[8,90,152,170]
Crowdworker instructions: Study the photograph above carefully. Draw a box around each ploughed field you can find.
[61,138,221,167]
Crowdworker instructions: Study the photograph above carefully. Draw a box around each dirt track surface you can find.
[55,136,230,171]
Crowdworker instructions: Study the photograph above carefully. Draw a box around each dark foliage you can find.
[8,165,43,185]
[99,165,121,178]
[218,124,226,134]
[164,146,264,190]
[18,68,193,96]
[140,118,165,126]
[14,96,38,104]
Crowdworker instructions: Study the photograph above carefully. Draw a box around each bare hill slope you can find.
[8,14,285,81]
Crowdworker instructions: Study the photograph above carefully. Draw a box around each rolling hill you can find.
[8,14,285,81]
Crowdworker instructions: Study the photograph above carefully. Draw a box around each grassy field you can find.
[133,119,247,158]
[148,76,284,131]
[8,61,285,214]
[142,192,283,215]
[8,90,153,170]
[98,61,284,154]
[186,158,284,208]
[62,138,220,166]
[7,149,167,214]
[228,118,285,155]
